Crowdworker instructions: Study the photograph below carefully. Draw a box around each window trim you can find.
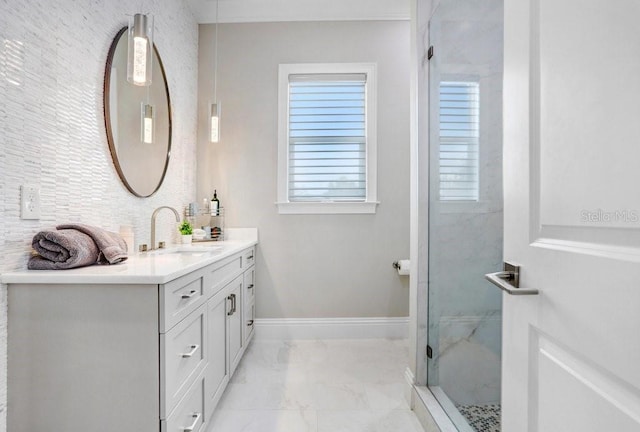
[277,63,378,215]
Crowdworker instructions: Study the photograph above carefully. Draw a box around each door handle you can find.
[484,262,538,295]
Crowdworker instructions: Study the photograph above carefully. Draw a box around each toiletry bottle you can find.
[210,190,220,216]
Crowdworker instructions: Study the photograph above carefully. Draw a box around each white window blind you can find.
[288,73,367,202]
[439,81,480,201]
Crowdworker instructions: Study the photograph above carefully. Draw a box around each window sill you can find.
[276,201,379,215]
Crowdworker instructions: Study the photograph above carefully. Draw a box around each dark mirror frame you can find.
[103,27,172,198]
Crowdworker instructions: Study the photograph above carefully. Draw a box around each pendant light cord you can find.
[213,0,219,102]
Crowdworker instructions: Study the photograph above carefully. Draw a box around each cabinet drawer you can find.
[161,303,207,418]
[243,266,255,304]
[205,253,243,298]
[160,268,207,333]
[242,247,255,268]
[162,372,206,432]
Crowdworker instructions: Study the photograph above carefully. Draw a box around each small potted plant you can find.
[179,220,193,244]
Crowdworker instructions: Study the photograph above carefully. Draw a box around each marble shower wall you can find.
[0,1,198,429]
[427,0,504,407]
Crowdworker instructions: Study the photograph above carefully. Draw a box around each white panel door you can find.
[205,288,230,421]
[227,275,244,375]
[502,0,640,430]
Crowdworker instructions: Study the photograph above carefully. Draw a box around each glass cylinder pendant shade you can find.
[127,13,154,86]
[210,103,221,143]
[141,103,154,144]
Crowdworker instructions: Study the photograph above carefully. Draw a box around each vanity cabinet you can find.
[7,244,257,432]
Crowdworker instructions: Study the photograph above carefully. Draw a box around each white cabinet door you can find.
[227,275,244,375]
[205,287,230,421]
[243,266,255,344]
[502,0,640,430]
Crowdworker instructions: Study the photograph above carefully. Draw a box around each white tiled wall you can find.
[0,1,198,429]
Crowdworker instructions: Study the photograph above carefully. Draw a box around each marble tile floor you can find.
[208,338,425,432]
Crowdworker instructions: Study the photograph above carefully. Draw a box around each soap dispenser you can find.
[210,190,220,216]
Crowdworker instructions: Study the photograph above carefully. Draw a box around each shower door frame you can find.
[409,1,503,431]
[408,1,465,428]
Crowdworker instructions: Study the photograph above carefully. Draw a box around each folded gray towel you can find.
[28,229,100,270]
[57,223,128,264]
[28,224,129,270]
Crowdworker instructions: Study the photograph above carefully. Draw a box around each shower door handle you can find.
[485,262,538,295]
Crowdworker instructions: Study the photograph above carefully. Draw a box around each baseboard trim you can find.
[253,317,409,340]
[405,367,416,386]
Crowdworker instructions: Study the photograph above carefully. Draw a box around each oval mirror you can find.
[104,27,172,197]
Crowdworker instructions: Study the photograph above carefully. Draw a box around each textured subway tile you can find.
[0,1,198,430]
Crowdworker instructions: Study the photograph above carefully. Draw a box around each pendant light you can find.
[210,103,220,142]
[127,13,154,86]
[142,103,154,144]
[210,0,221,142]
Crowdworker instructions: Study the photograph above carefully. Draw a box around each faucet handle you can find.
[139,244,148,252]
[159,241,166,249]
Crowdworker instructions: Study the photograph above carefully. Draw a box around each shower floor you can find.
[457,404,501,432]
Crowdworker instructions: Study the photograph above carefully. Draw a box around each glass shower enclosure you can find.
[426,0,504,431]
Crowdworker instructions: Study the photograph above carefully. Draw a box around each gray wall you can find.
[197,21,411,318]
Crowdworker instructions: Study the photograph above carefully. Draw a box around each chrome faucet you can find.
[150,206,181,250]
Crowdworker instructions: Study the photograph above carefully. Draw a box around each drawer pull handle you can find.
[182,412,201,431]
[247,255,254,260]
[247,319,254,327]
[181,290,198,299]
[227,294,237,315]
[180,344,200,358]
[247,284,254,290]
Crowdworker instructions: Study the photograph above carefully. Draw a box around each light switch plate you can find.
[21,184,41,220]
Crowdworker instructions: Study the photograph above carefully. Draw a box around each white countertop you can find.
[1,229,258,285]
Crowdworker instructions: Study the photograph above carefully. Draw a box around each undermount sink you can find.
[148,245,225,256]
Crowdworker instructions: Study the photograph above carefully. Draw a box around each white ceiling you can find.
[186,0,410,24]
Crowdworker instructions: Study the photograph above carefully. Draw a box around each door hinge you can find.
[427,46,434,60]
[426,345,433,358]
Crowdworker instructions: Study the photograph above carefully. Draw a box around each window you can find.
[439,81,480,201]
[277,63,378,214]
